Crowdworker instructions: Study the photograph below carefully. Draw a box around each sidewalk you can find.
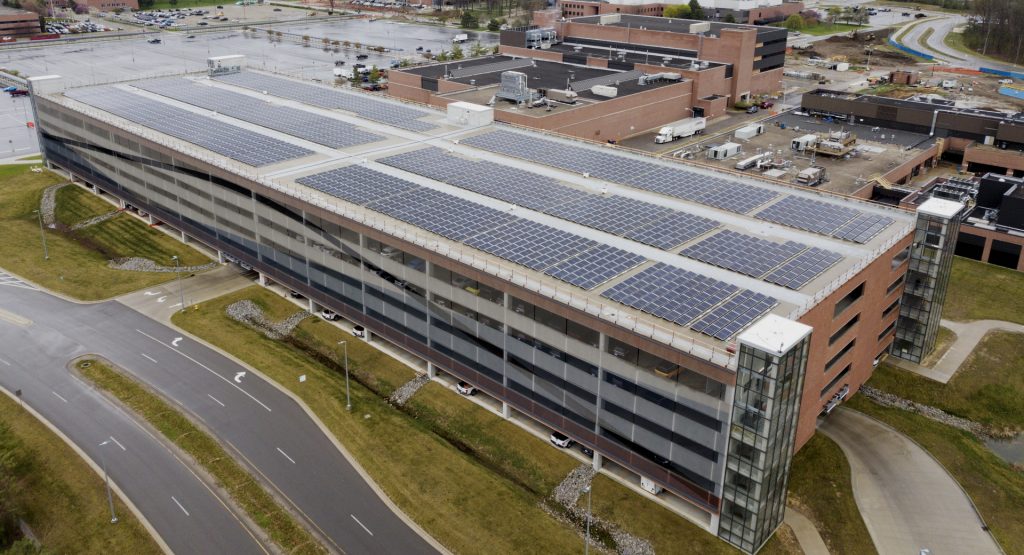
[892,319,1024,383]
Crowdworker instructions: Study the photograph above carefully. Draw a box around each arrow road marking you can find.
[351,514,373,536]
[207,394,225,407]
[109,436,126,451]
[234,371,246,383]
[171,496,190,517]
[144,291,160,296]
[276,447,296,464]
[156,296,167,303]
[170,303,182,309]
[141,353,157,363]
[171,337,183,347]
[52,391,68,403]
[135,329,271,412]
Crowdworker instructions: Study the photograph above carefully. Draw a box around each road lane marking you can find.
[0,308,32,327]
[156,296,167,303]
[171,337,183,347]
[0,357,10,366]
[51,391,68,403]
[207,394,225,407]
[141,353,157,363]
[351,514,374,536]
[135,329,271,412]
[109,436,126,451]
[276,447,296,465]
[171,496,190,516]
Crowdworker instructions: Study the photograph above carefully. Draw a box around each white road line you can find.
[51,391,68,403]
[276,447,296,464]
[109,436,126,451]
[141,353,157,363]
[350,514,374,536]
[171,496,190,517]
[207,394,225,407]
[135,329,272,412]
[0,357,10,366]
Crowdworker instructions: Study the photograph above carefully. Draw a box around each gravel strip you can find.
[70,210,120,230]
[107,257,218,274]
[859,385,1003,438]
[388,374,430,406]
[39,183,68,227]
[550,464,656,555]
[225,299,311,340]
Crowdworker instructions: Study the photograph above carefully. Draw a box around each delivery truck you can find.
[654,117,706,144]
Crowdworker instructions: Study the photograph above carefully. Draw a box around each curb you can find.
[0,385,174,555]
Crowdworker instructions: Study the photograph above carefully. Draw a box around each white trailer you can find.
[791,133,817,151]
[452,33,469,43]
[654,117,706,144]
[707,142,742,160]
[734,123,764,140]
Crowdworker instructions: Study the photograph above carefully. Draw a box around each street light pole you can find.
[583,484,593,555]
[171,256,185,311]
[98,440,118,524]
[338,340,351,411]
[33,209,48,260]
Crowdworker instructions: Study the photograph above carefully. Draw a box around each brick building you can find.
[0,6,42,38]
[556,0,804,25]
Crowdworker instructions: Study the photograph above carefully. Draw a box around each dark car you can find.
[914,12,926,18]
[759,100,774,109]
[579,444,594,457]
[356,53,369,59]
[147,37,161,43]
[9,89,29,97]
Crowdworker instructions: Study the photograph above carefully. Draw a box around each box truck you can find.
[452,33,469,43]
[654,117,706,144]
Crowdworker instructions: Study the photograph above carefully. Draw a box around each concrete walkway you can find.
[893,319,1024,383]
[784,507,830,555]
[821,409,1001,555]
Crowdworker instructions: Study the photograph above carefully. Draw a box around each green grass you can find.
[0,164,211,300]
[16,154,42,161]
[172,286,586,555]
[848,397,1024,553]
[941,29,1017,66]
[787,434,877,555]
[921,325,956,368]
[76,358,324,555]
[0,392,160,554]
[868,332,1024,433]
[800,22,866,36]
[53,185,115,227]
[944,257,1024,324]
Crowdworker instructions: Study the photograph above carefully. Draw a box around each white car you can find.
[321,309,338,321]
[352,325,366,338]
[456,381,476,396]
[998,79,1014,85]
[549,432,573,448]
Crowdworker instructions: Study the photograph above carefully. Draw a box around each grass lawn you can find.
[848,397,1024,553]
[944,257,1024,324]
[787,434,876,555]
[54,185,116,227]
[76,359,323,554]
[0,165,210,300]
[16,154,42,161]
[172,286,585,555]
[800,22,866,36]
[868,332,1024,432]
[921,325,956,368]
[0,393,160,554]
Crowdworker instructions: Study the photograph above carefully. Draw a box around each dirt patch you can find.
[794,28,917,66]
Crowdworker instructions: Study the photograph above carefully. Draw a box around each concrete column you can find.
[427,362,436,378]
[592,452,604,472]
[146,213,155,225]
[364,329,373,342]
[217,250,226,264]
[258,272,268,287]
[501,402,511,419]
[180,231,188,244]
[118,198,127,210]
[92,185,101,196]
[308,298,315,313]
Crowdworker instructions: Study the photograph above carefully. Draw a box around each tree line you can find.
[964,0,1024,64]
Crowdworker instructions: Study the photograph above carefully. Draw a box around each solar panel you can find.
[367,187,514,242]
[461,130,778,216]
[689,290,777,340]
[545,195,669,236]
[764,247,843,290]
[296,165,417,205]
[601,263,739,327]
[755,196,894,244]
[626,211,718,250]
[543,244,646,290]
[214,71,438,132]
[133,78,385,149]
[66,86,313,167]
[681,230,805,279]
[832,213,895,243]
[464,219,597,271]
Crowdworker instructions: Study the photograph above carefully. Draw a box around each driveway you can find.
[820,409,1001,555]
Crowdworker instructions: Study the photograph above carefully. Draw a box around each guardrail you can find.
[887,37,934,62]
[0,71,27,88]
[980,67,1024,80]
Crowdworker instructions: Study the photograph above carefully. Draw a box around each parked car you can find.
[351,325,366,338]
[759,100,774,109]
[914,12,926,18]
[321,309,338,321]
[579,444,594,457]
[147,37,161,43]
[273,7,281,10]
[456,381,476,395]
[549,431,573,448]
[9,89,29,97]
[998,79,1014,84]
[746,105,759,114]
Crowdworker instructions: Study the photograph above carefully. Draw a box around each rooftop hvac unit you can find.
[207,55,245,76]
[591,85,618,98]
[599,14,621,25]
[688,22,711,34]
[496,71,531,103]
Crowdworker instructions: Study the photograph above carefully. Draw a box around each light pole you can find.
[338,340,351,411]
[32,209,48,260]
[98,440,118,524]
[583,484,593,555]
[170,255,185,311]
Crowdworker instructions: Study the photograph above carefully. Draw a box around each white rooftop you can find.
[917,197,964,219]
[738,314,813,356]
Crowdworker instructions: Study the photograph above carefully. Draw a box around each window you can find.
[878,320,896,341]
[891,245,910,269]
[886,275,905,295]
[834,282,865,318]
[829,314,859,346]
[825,339,855,372]
[882,298,900,318]
[820,364,851,397]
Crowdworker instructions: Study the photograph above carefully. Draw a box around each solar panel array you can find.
[755,196,895,244]
[461,130,777,216]
[214,71,438,132]
[448,57,534,79]
[602,263,777,337]
[132,78,385,149]
[765,247,844,290]
[66,87,313,167]
[297,164,646,289]
[379,148,719,250]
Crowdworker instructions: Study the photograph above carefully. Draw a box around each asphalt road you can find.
[895,13,1021,71]
[0,271,437,555]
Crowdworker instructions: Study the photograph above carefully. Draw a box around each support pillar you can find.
[146,213,155,225]
[308,298,315,313]
[427,362,436,378]
[501,402,511,419]
[591,452,603,471]
[217,250,226,264]
[364,329,373,342]
[258,272,268,287]
[118,198,127,210]
[180,231,188,244]
[92,185,101,196]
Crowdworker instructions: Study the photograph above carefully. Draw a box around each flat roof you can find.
[569,14,781,38]
[0,5,36,16]
[808,89,1024,120]
[44,69,914,364]
[548,42,726,71]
